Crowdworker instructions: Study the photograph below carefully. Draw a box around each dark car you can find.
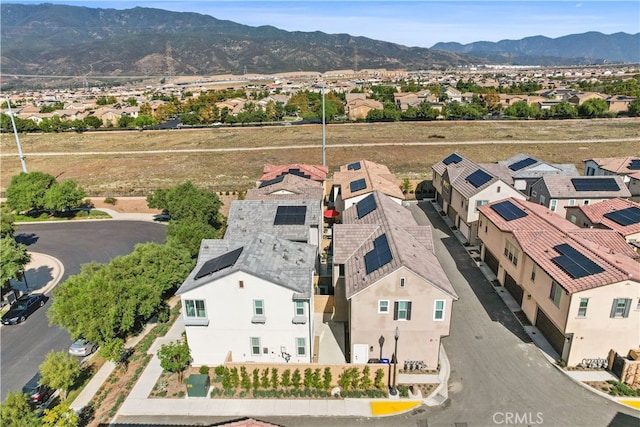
[1,293,47,325]
[22,373,53,408]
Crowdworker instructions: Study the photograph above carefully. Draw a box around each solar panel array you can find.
[350,178,367,193]
[628,159,640,170]
[603,206,640,226]
[551,243,604,279]
[356,193,377,219]
[490,200,528,221]
[466,169,493,188]
[364,234,393,274]
[258,175,285,188]
[509,157,537,171]
[273,205,307,225]
[443,153,463,165]
[195,247,244,280]
[347,162,362,170]
[571,178,620,192]
[283,168,311,179]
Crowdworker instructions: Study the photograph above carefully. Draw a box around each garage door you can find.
[535,307,566,356]
[483,249,499,275]
[504,272,524,305]
[458,220,470,241]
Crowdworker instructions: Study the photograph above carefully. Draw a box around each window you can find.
[497,186,501,193]
[578,298,589,317]
[583,200,589,206]
[550,199,557,212]
[568,199,576,206]
[239,280,244,288]
[570,215,576,224]
[434,300,445,321]
[185,299,206,318]
[250,337,261,356]
[296,337,306,356]
[532,191,537,197]
[504,241,519,266]
[253,300,264,316]
[549,281,562,307]
[610,298,632,318]
[394,301,412,321]
[378,300,389,314]
[295,301,305,316]
[540,195,546,205]
[475,200,488,212]
[400,277,406,288]
[531,264,537,282]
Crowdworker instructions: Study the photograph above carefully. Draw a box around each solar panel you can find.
[282,168,311,179]
[509,157,537,171]
[195,247,243,280]
[347,162,362,170]
[356,193,377,219]
[628,159,640,170]
[571,178,620,192]
[364,234,393,274]
[258,175,285,188]
[466,169,493,188]
[603,206,640,226]
[490,200,528,221]
[443,153,462,165]
[350,179,367,193]
[551,243,604,279]
[274,205,307,225]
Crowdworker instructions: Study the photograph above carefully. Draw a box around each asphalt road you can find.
[1,220,166,401]
[113,202,640,427]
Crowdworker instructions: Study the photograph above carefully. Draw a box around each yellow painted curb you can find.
[619,400,640,409]
[370,400,422,416]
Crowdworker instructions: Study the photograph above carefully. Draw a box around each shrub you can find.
[271,368,279,389]
[304,368,313,389]
[323,367,332,390]
[199,365,210,375]
[312,368,322,390]
[103,197,117,205]
[606,380,640,397]
[398,384,409,397]
[361,366,372,390]
[252,368,260,390]
[240,367,251,391]
[350,368,360,390]
[338,368,351,390]
[292,369,302,389]
[214,365,226,376]
[221,369,232,389]
[230,367,239,388]
[281,369,291,387]
[261,368,270,389]
[374,369,385,390]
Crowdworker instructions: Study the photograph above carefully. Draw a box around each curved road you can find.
[0,221,166,401]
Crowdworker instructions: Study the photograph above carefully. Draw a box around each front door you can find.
[352,344,369,364]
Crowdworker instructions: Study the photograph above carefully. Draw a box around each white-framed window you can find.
[550,199,557,212]
[250,337,261,355]
[253,300,264,316]
[577,298,589,317]
[295,301,305,316]
[550,281,562,307]
[400,277,406,288]
[540,195,546,205]
[568,199,576,206]
[610,298,632,318]
[378,300,389,314]
[475,200,489,212]
[504,240,519,266]
[434,300,446,321]
[394,301,412,321]
[185,299,207,319]
[296,337,306,356]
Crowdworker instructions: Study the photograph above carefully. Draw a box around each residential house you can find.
[332,191,458,368]
[260,164,328,184]
[432,153,526,244]
[224,199,323,249]
[529,175,631,219]
[498,153,579,197]
[477,198,640,365]
[245,173,325,202]
[565,198,640,248]
[606,95,636,113]
[583,157,640,199]
[443,86,462,103]
[176,233,317,366]
[345,98,384,120]
[567,92,606,106]
[331,160,404,212]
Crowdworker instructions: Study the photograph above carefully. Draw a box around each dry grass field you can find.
[1,119,639,195]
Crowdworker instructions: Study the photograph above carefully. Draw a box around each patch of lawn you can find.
[14,209,111,222]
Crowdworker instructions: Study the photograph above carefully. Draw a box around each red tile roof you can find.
[576,198,640,238]
[261,164,328,182]
[479,198,639,293]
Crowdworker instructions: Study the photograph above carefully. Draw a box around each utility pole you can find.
[6,96,28,173]
[321,80,326,166]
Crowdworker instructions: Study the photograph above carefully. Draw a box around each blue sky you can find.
[13,1,640,48]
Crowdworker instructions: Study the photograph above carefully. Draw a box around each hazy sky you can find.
[14,1,640,48]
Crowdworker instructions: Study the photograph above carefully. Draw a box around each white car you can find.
[68,339,98,357]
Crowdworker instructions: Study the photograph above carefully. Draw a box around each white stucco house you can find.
[175,232,317,366]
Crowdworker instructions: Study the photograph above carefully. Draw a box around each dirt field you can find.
[2,119,639,195]
[88,195,237,217]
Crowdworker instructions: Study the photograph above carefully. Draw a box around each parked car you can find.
[68,338,98,357]
[1,293,47,325]
[22,373,53,408]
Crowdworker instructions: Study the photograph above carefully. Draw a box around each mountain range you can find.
[1,3,639,86]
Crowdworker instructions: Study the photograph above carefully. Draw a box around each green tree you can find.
[504,100,538,118]
[6,171,56,213]
[578,98,609,118]
[83,115,102,129]
[0,391,39,427]
[42,401,79,427]
[628,98,640,116]
[166,220,221,258]
[550,101,578,119]
[118,115,135,128]
[240,366,251,390]
[147,181,223,228]
[134,114,156,128]
[39,350,81,399]
[1,205,16,238]
[44,180,86,214]
[125,97,138,106]
[0,237,30,295]
[271,367,279,389]
[158,339,191,383]
[291,369,302,389]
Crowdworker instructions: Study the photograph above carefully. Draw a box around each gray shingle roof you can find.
[176,232,316,298]
[536,175,631,198]
[498,153,579,179]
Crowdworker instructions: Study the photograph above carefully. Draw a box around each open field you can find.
[2,119,639,195]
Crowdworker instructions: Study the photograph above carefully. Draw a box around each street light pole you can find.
[378,335,385,361]
[5,96,28,173]
[391,326,399,395]
[321,81,326,166]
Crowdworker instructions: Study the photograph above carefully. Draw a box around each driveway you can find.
[1,221,166,401]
